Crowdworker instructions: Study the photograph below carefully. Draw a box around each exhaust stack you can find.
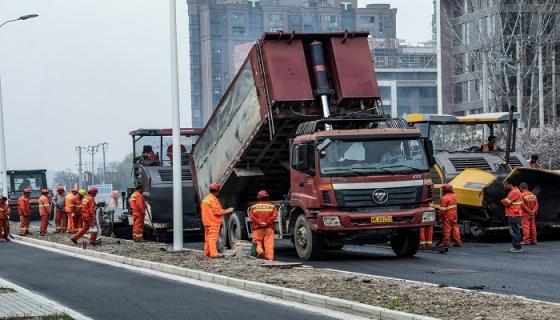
[310,40,332,130]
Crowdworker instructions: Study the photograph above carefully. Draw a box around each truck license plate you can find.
[371,216,393,224]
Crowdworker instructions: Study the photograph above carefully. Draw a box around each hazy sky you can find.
[0,0,432,174]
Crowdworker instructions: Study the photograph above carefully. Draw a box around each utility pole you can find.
[516,38,524,128]
[552,47,557,124]
[75,146,85,189]
[99,142,109,184]
[87,145,99,186]
[538,43,544,129]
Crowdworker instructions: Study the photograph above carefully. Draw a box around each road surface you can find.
[0,242,337,320]
[184,239,560,303]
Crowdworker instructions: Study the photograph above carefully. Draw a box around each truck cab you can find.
[6,169,48,221]
[287,119,435,259]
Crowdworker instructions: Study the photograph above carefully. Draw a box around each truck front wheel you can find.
[391,228,420,257]
[228,212,248,246]
[294,214,323,260]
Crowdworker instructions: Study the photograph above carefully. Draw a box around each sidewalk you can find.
[0,278,89,320]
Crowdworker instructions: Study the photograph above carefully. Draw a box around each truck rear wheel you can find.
[228,212,248,247]
[294,214,323,260]
[391,228,420,257]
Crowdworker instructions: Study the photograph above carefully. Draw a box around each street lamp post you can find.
[0,14,39,196]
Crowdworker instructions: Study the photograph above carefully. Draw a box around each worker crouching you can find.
[201,183,233,258]
[129,184,147,242]
[440,184,462,248]
[249,190,278,260]
[71,187,98,245]
[38,189,51,236]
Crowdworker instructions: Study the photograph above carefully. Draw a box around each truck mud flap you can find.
[504,168,560,225]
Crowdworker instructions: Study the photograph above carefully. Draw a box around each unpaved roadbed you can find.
[21,230,560,320]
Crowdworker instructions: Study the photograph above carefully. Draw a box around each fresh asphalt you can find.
[0,242,337,320]
[184,238,560,303]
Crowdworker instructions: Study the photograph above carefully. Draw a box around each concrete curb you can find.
[13,236,437,320]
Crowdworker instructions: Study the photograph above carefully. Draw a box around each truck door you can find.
[290,143,318,208]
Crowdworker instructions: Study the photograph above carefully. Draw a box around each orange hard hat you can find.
[256,190,269,199]
[57,186,65,192]
[23,188,32,194]
[442,184,454,193]
[209,183,221,191]
[89,187,98,194]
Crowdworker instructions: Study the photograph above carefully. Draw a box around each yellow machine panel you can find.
[450,169,496,207]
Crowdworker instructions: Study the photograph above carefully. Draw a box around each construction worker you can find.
[65,187,78,233]
[201,183,233,258]
[129,184,147,242]
[71,187,98,245]
[481,135,501,152]
[528,155,541,169]
[249,190,278,260]
[520,182,539,245]
[501,181,524,253]
[112,187,120,207]
[0,196,10,241]
[53,186,67,233]
[18,188,32,236]
[73,189,86,231]
[440,184,462,248]
[38,189,51,236]
[166,144,187,164]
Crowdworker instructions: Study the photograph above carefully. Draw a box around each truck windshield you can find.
[10,173,46,192]
[318,138,429,177]
[429,123,508,152]
[134,135,197,166]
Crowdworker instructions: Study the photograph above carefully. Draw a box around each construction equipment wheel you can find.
[217,215,230,251]
[294,214,323,260]
[391,228,420,257]
[228,211,248,247]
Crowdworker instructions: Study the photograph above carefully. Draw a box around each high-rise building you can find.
[187,0,397,127]
[437,0,560,125]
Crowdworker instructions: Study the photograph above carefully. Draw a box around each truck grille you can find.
[449,157,491,171]
[334,186,422,208]
[158,169,193,182]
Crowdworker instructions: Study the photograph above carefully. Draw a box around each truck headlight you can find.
[422,211,436,223]
[323,216,341,227]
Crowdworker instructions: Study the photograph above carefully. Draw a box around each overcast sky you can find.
[0,0,432,175]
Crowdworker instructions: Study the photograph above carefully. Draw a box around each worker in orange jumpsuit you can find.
[65,188,78,233]
[18,188,32,236]
[440,184,462,248]
[249,190,278,260]
[481,135,500,152]
[0,196,10,241]
[528,155,541,169]
[502,181,524,253]
[112,187,120,208]
[166,144,187,164]
[520,182,539,245]
[38,189,51,236]
[53,186,67,233]
[419,226,433,247]
[129,184,147,242]
[74,189,86,229]
[71,187,98,245]
[201,183,233,258]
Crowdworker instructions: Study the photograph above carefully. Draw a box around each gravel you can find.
[19,229,560,320]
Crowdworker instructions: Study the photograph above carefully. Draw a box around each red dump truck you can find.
[190,32,436,260]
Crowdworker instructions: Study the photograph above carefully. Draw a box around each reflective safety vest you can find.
[38,195,51,217]
[501,187,523,217]
[249,202,278,231]
[439,193,458,220]
[521,191,539,215]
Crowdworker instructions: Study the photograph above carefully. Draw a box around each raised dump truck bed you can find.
[191,32,380,207]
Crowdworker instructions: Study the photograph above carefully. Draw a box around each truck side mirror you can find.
[424,139,436,167]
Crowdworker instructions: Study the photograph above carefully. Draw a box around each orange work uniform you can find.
[72,195,83,233]
[249,202,278,260]
[65,193,76,233]
[419,225,433,247]
[38,195,51,236]
[129,191,147,241]
[201,193,230,257]
[482,144,499,152]
[501,187,523,217]
[521,191,539,245]
[440,192,462,247]
[112,190,119,207]
[72,195,97,244]
[18,196,31,236]
[0,202,10,240]
[529,161,541,169]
